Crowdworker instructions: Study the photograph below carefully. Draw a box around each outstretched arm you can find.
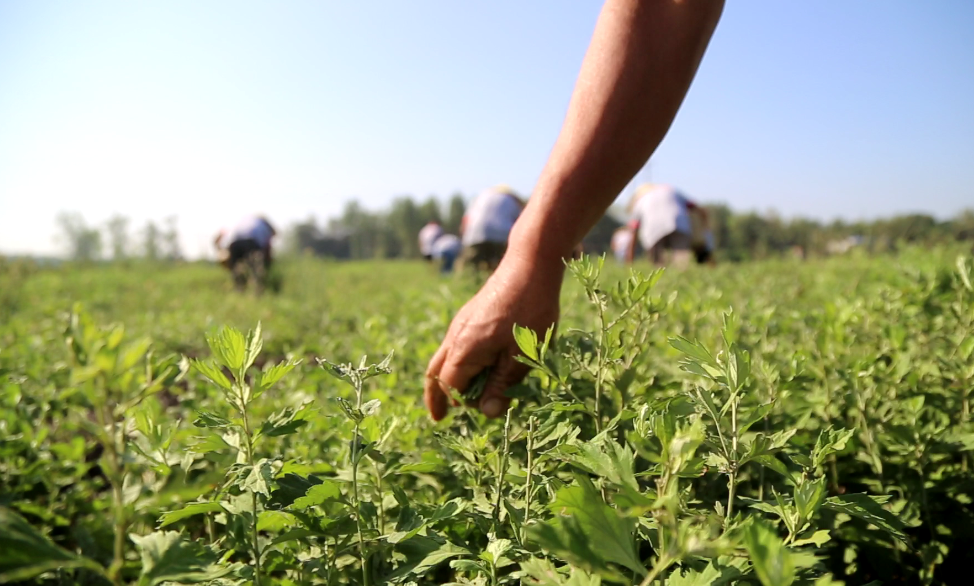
[424,0,724,421]
[509,0,723,268]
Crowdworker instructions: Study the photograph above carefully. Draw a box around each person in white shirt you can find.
[214,215,277,289]
[431,233,462,274]
[460,185,525,271]
[625,183,709,268]
[418,221,444,261]
[610,223,637,263]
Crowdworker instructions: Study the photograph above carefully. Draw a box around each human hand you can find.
[423,253,563,420]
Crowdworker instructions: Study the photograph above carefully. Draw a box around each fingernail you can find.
[481,397,506,418]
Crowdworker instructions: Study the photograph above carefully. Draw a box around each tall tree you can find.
[142,221,161,260]
[163,216,182,260]
[56,212,102,261]
[387,196,421,258]
[106,215,130,260]
[445,193,466,234]
[419,196,442,225]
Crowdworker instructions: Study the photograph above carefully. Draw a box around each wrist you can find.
[506,218,576,277]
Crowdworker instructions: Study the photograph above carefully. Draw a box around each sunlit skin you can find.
[424,0,725,420]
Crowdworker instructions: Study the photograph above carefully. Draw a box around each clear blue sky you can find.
[1,1,972,257]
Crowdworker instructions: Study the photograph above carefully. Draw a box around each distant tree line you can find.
[705,205,974,261]
[56,212,182,262]
[285,194,466,259]
[285,195,974,262]
[51,199,974,263]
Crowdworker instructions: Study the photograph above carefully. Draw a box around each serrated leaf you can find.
[291,481,341,510]
[570,438,639,493]
[258,403,312,438]
[822,494,908,545]
[206,327,246,372]
[484,537,513,565]
[689,387,722,425]
[267,473,323,508]
[158,502,224,528]
[131,531,236,586]
[383,536,469,583]
[363,352,394,379]
[243,323,263,373]
[669,337,717,367]
[811,427,855,469]
[257,510,295,532]
[739,402,775,435]
[528,476,644,579]
[270,528,316,547]
[188,433,232,455]
[519,557,603,586]
[733,347,750,391]
[794,478,827,525]
[256,359,300,391]
[193,410,232,429]
[318,359,353,383]
[958,256,973,291]
[240,460,274,497]
[190,359,233,391]
[451,559,488,575]
[361,399,381,417]
[0,507,103,583]
[514,325,540,362]
[119,338,152,371]
[792,529,831,548]
[743,520,795,586]
[753,455,797,485]
[664,562,729,586]
[958,335,974,361]
[334,396,362,422]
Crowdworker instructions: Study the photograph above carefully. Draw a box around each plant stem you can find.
[239,387,262,586]
[102,404,126,586]
[108,481,126,586]
[372,460,385,536]
[758,414,769,501]
[351,379,369,586]
[522,416,535,544]
[493,408,513,535]
[594,301,607,434]
[725,396,739,527]
[251,491,261,586]
[963,391,971,472]
[638,555,672,586]
[206,514,215,544]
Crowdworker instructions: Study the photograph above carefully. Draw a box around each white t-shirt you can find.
[431,234,461,259]
[610,228,633,261]
[229,216,274,248]
[631,185,692,250]
[418,223,444,256]
[462,188,523,246]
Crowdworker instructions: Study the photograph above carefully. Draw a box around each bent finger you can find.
[424,344,450,421]
[479,352,529,418]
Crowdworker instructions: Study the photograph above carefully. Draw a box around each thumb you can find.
[478,352,529,418]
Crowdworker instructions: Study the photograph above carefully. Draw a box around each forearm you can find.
[508,0,723,267]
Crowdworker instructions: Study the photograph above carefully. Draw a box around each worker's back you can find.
[462,189,523,247]
[230,216,274,248]
[632,184,691,251]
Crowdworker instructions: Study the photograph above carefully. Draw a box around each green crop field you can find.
[2,249,973,586]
